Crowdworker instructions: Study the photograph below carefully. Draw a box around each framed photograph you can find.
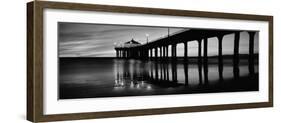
[27,1,273,122]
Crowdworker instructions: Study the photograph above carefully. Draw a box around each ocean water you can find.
[59,58,258,99]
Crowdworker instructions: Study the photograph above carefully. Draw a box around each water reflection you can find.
[59,58,259,99]
[113,58,258,92]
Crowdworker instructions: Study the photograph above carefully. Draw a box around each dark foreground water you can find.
[59,58,258,99]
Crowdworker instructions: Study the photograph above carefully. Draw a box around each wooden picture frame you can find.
[27,0,273,122]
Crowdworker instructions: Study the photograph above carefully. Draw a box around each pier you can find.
[115,29,256,64]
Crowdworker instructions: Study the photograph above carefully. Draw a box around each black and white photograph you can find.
[24,1,274,122]
[58,22,259,99]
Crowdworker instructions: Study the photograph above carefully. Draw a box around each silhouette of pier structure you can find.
[115,29,256,63]
[114,29,257,85]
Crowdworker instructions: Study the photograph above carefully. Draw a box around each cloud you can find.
[58,22,184,57]
[58,22,259,57]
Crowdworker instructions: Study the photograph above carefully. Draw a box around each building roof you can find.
[124,39,141,44]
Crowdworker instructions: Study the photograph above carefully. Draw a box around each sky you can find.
[58,22,259,57]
